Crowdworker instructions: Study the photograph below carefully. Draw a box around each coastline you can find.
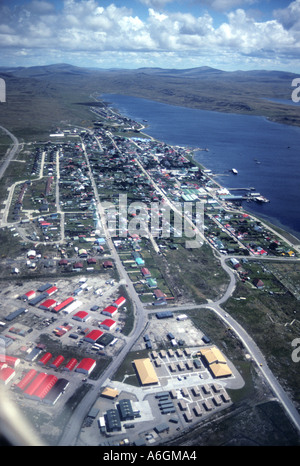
[98,94,300,248]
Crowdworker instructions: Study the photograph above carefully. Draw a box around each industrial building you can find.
[133,358,159,386]
[0,366,15,384]
[113,296,126,308]
[39,299,57,311]
[200,346,232,378]
[52,297,74,313]
[63,358,78,372]
[72,311,90,322]
[102,305,118,317]
[99,318,116,331]
[38,352,52,365]
[83,329,103,343]
[50,355,65,369]
[75,358,96,375]
[0,355,20,368]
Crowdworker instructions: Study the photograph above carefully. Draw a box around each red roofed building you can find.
[45,286,58,296]
[59,259,69,266]
[102,305,118,317]
[50,355,65,369]
[72,310,90,322]
[64,358,78,372]
[38,352,52,365]
[84,329,103,343]
[141,267,151,278]
[53,297,74,313]
[100,318,117,331]
[75,358,96,375]
[0,355,20,368]
[22,290,36,301]
[114,297,126,308]
[0,366,15,385]
[24,372,48,397]
[31,374,58,400]
[87,258,97,265]
[15,369,37,391]
[39,299,57,310]
[103,260,113,268]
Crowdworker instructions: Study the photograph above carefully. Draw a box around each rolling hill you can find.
[0,64,299,140]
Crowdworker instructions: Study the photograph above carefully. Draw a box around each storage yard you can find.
[0,270,130,434]
[0,270,243,445]
[77,313,244,447]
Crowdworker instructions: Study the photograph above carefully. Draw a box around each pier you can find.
[228,187,256,191]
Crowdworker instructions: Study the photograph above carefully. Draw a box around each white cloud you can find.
[138,0,173,8]
[197,0,258,12]
[273,0,300,31]
[0,0,299,70]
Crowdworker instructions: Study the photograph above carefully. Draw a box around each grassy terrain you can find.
[0,64,300,145]
[224,278,300,410]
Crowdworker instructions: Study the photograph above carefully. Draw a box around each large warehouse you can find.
[84,329,103,343]
[99,319,116,331]
[52,297,74,313]
[75,358,96,375]
[39,299,57,311]
[72,311,90,322]
[16,369,69,405]
[101,305,118,317]
[133,358,159,386]
[0,355,20,368]
[200,346,232,378]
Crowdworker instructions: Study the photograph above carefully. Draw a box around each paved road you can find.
[0,126,21,180]
[166,255,300,435]
[58,139,149,446]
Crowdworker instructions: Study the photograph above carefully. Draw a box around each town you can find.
[0,99,299,446]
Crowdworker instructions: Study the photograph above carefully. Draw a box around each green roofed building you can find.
[147,278,157,288]
[136,257,145,266]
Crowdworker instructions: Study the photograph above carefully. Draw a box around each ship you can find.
[231,168,238,174]
[255,195,270,203]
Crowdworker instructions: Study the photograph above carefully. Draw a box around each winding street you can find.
[167,254,300,435]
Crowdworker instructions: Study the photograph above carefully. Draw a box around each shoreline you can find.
[97,94,300,249]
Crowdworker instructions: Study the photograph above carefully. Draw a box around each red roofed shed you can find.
[0,355,20,368]
[0,367,15,384]
[53,297,74,313]
[45,286,58,296]
[16,369,37,391]
[38,352,52,365]
[31,374,58,400]
[114,296,126,308]
[75,358,96,375]
[50,355,65,369]
[39,299,57,310]
[84,329,103,343]
[64,358,78,372]
[102,305,118,317]
[24,372,48,397]
[73,310,90,322]
[100,318,117,331]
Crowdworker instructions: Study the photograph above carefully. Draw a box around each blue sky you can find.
[0,0,299,72]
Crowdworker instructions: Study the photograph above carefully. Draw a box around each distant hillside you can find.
[0,63,299,139]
